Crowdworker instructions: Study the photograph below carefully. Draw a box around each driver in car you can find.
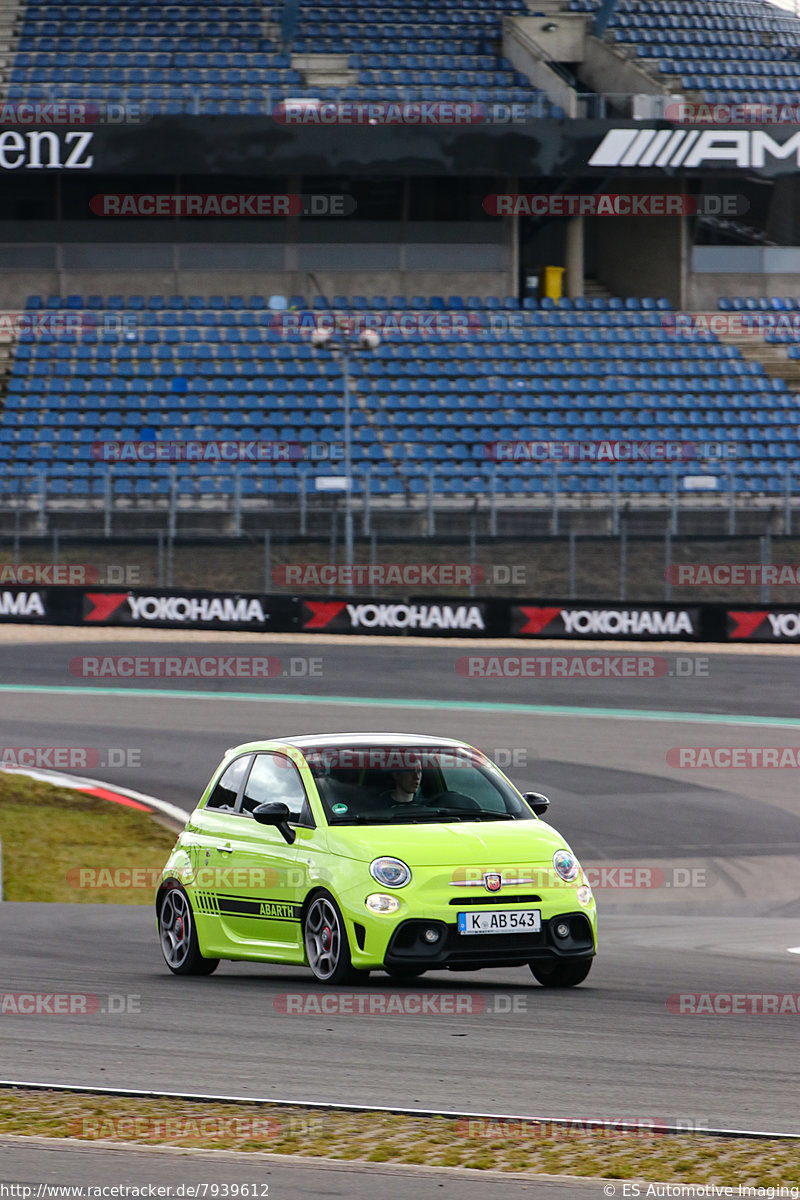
[381,761,423,806]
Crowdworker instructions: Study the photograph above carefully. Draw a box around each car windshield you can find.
[305,746,535,826]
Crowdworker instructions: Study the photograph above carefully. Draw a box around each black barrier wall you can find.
[3,586,800,641]
[4,120,800,179]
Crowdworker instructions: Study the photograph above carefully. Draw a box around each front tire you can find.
[530,958,593,988]
[158,884,219,976]
[303,891,365,985]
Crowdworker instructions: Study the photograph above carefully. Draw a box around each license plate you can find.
[457,908,541,935]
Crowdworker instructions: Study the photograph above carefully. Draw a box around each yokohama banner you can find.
[1,589,796,641]
[726,609,800,641]
[300,598,494,636]
[0,589,53,622]
[510,604,704,640]
[80,589,297,632]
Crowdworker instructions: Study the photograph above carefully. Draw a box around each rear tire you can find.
[529,958,592,988]
[158,884,219,976]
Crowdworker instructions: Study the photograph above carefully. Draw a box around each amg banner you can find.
[7,119,800,178]
[511,605,703,640]
[81,589,297,631]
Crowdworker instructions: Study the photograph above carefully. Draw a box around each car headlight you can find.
[553,849,580,882]
[370,857,411,888]
[577,885,593,907]
[366,893,401,914]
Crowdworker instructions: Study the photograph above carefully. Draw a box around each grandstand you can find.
[568,0,800,107]
[11,0,563,116]
[1,291,795,506]
[0,0,799,520]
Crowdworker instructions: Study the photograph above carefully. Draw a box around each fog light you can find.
[554,921,570,939]
[577,885,593,907]
[423,927,440,943]
[366,893,400,914]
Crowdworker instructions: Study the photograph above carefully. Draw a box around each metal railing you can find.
[0,464,798,540]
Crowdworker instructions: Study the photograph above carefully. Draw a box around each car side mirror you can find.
[524,791,550,816]
[253,801,296,844]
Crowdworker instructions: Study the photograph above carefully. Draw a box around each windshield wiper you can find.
[331,813,393,824]
[456,812,516,821]
[392,809,468,823]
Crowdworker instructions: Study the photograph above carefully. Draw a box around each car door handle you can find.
[216,844,234,854]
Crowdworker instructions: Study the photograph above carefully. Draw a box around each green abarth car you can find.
[156,733,597,987]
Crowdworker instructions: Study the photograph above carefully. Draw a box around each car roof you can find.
[276,733,474,752]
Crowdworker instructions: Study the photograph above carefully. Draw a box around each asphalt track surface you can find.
[1,633,800,1189]
[2,902,800,1134]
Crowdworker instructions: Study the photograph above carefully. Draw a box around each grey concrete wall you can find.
[503,16,585,115]
[0,269,513,307]
[593,183,686,304]
[510,14,586,63]
[0,218,514,303]
[688,272,800,308]
[580,36,671,101]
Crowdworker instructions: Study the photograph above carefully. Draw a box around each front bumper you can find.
[382,910,595,970]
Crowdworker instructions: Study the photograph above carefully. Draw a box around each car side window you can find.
[241,753,313,826]
[204,754,252,811]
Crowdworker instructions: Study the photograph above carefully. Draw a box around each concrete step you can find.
[524,0,571,12]
[292,53,351,71]
[583,278,616,301]
[291,54,355,88]
[302,74,355,87]
[715,334,800,385]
